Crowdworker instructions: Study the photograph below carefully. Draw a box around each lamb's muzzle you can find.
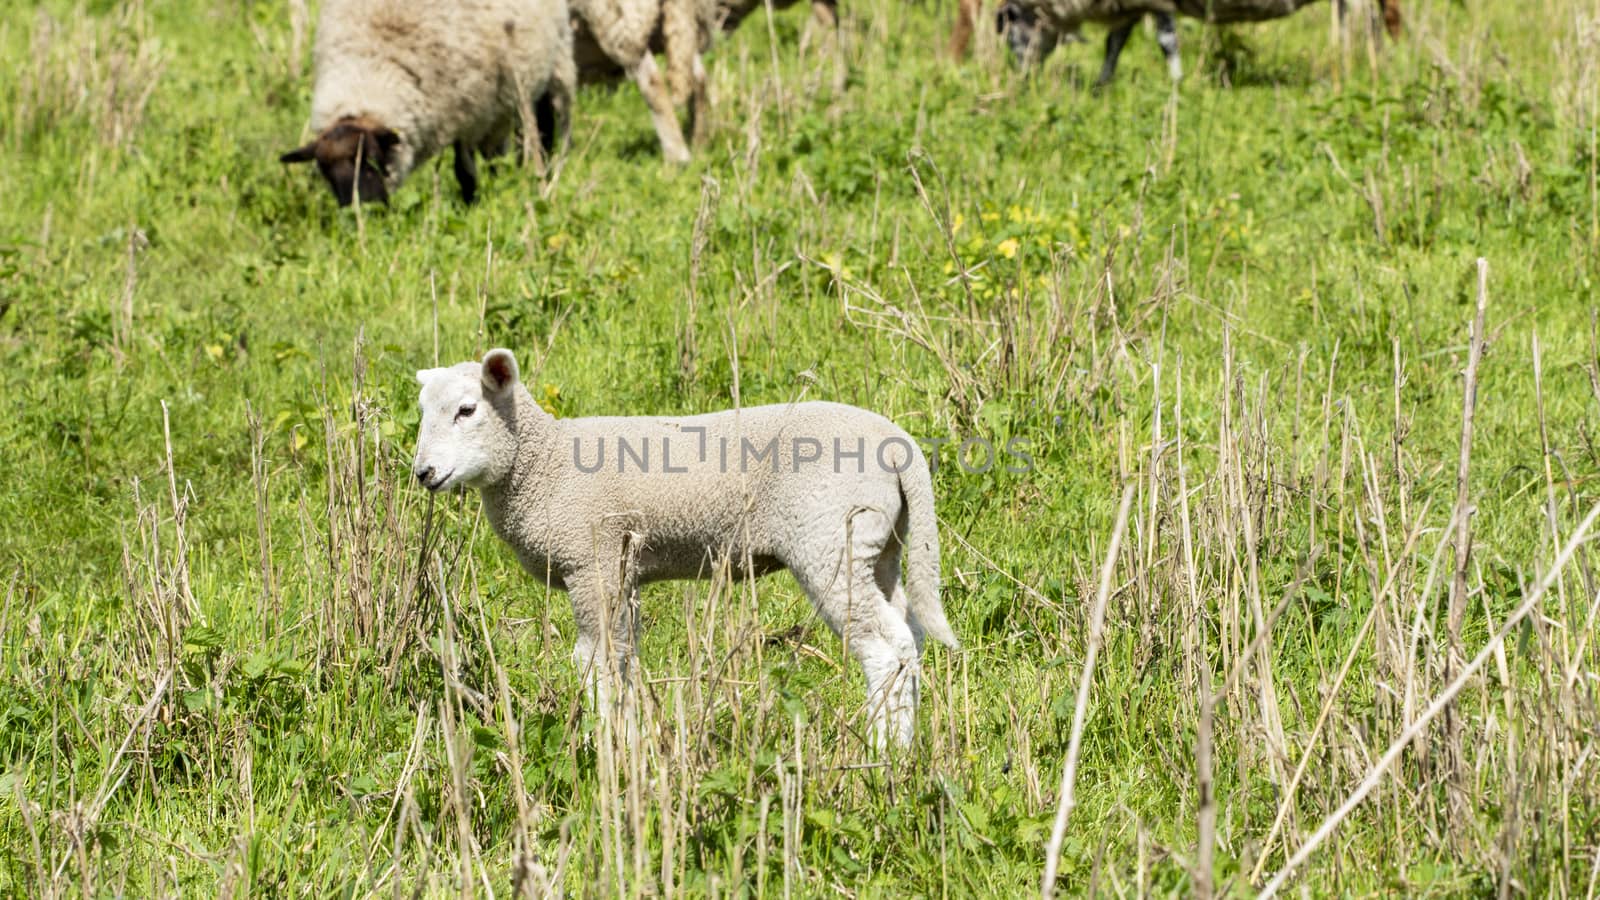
[412,348,959,749]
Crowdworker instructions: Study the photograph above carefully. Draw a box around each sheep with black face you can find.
[280,0,575,206]
[991,0,1401,86]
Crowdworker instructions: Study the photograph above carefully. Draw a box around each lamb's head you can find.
[412,349,527,492]
[280,115,402,206]
[995,1,1060,65]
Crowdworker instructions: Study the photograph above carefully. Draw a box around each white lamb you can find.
[280,0,576,206]
[411,349,959,748]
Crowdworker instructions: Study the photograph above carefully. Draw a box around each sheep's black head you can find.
[995,2,1056,66]
[280,116,400,207]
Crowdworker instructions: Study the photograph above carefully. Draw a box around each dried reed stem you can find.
[1260,501,1600,898]
[1041,485,1135,899]
[1445,257,1489,824]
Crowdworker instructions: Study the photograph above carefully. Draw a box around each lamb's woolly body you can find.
[413,351,957,748]
[306,0,574,192]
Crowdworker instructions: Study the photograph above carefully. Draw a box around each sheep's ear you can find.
[280,142,317,164]
[481,349,520,395]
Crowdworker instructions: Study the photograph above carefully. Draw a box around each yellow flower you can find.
[539,384,561,416]
[951,213,965,234]
[980,211,1000,224]
[996,238,1019,259]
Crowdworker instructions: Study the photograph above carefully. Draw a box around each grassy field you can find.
[3,0,1600,894]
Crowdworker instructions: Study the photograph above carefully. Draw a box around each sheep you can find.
[982,0,1401,85]
[279,0,575,207]
[411,349,959,748]
[568,0,718,163]
[995,3,1183,83]
[716,0,838,35]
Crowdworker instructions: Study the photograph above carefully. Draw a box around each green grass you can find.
[2,0,1599,895]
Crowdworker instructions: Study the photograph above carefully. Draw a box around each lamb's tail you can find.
[898,440,958,649]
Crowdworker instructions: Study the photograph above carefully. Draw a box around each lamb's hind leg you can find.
[794,515,920,750]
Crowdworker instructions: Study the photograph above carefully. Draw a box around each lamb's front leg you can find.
[568,569,641,717]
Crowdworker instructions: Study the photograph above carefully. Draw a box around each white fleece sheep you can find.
[570,0,717,163]
[993,0,1400,84]
[280,0,576,206]
[411,349,958,748]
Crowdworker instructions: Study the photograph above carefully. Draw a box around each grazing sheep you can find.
[716,0,838,35]
[569,0,717,163]
[412,349,958,748]
[981,0,1401,84]
[279,0,575,206]
[995,3,1182,82]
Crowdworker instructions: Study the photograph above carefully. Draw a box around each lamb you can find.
[279,0,575,206]
[569,0,717,163]
[985,0,1401,85]
[411,349,959,748]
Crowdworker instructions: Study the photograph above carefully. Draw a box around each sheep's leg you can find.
[629,54,691,165]
[451,140,479,204]
[1095,18,1137,88]
[1380,0,1402,38]
[535,94,558,157]
[793,517,920,750]
[1154,12,1181,83]
[810,0,837,30]
[686,54,710,147]
[946,0,979,58]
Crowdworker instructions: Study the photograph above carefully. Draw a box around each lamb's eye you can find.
[455,404,476,421]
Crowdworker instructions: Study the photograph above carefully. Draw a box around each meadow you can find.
[2,0,1599,894]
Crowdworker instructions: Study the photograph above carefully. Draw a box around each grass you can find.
[2,0,1599,895]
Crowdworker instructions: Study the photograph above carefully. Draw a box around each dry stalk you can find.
[1260,501,1600,898]
[1041,485,1136,899]
[1445,257,1489,827]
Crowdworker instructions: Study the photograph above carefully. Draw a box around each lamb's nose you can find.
[415,466,434,485]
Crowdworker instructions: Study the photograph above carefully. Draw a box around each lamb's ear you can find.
[280,142,317,164]
[481,349,520,395]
